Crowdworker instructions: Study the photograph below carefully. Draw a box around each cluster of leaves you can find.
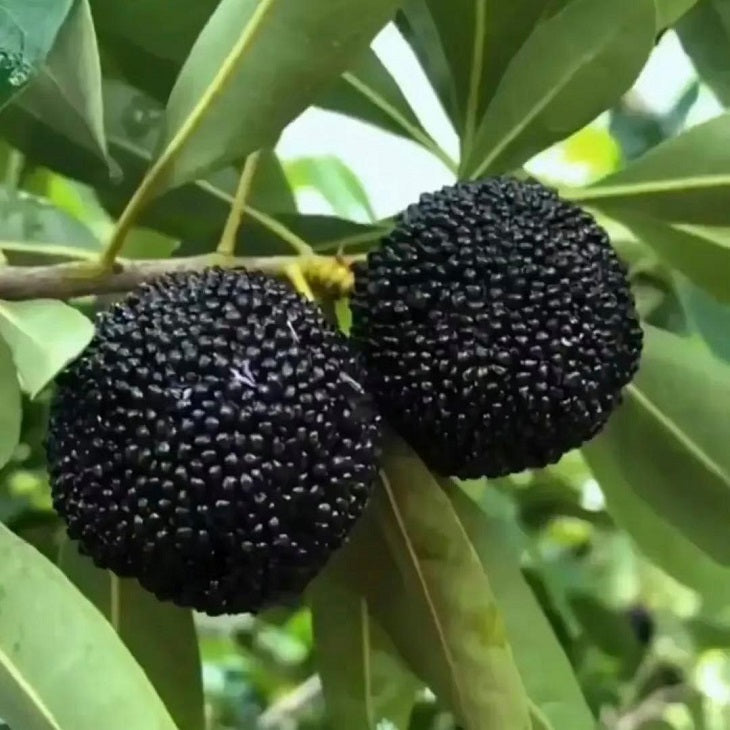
[1,0,730,729]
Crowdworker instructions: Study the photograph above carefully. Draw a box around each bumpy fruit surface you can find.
[350,177,642,479]
[47,268,380,615]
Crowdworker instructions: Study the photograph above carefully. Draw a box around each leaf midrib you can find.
[378,469,468,724]
[111,135,391,252]
[471,1,639,179]
[627,382,730,493]
[462,0,487,155]
[675,223,730,251]
[359,598,375,728]
[0,644,62,730]
[341,72,438,157]
[0,303,45,356]
[30,15,107,160]
[567,174,730,202]
[161,0,278,179]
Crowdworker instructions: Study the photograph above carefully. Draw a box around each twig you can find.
[218,152,262,256]
[4,149,25,191]
[0,254,353,301]
[257,675,323,730]
[602,685,693,730]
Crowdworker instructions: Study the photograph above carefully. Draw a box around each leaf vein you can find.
[0,645,63,730]
[377,469,468,722]
[463,0,487,155]
[627,382,730,491]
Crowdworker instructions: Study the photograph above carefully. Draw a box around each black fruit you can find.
[47,268,381,615]
[350,177,642,479]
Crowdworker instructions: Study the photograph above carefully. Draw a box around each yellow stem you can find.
[285,262,315,300]
[217,152,262,256]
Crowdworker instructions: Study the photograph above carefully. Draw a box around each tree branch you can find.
[601,685,694,730]
[257,675,323,730]
[0,254,346,301]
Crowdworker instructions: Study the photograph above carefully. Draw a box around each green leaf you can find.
[89,0,218,102]
[688,617,730,649]
[0,522,178,730]
[177,211,385,258]
[0,104,109,186]
[121,228,179,260]
[58,540,204,730]
[656,0,699,29]
[289,215,387,253]
[176,210,387,257]
[443,482,595,730]
[395,0,459,129]
[677,0,730,106]
[418,0,564,146]
[317,49,436,155]
[583,430,730,613]
[21,169,110,231]
[2,81,341,258]
[0,337,20,470]
[2,79,291,226]
[310,559,419,730]
[286,156,376,222]
[370,440,531,730]
[160,0,401,191]
[613,213,730,303]
[568,595,644,675]
[680,281,730,363]
[8,513,62,564]
[96,81,298,249]
[529,704,553,730]
[0,188,100,262]
[251,150,297,214]
[14,0,108,163]
[0,299,93,397]
[0,0,74,109]
[0,670,60,730]
[462,0,655,179]
[585,325,730,565]
[568,113,730,225]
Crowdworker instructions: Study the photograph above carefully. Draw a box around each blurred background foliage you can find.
[2,2,730,729]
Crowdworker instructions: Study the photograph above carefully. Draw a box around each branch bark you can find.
[257,675,323,730]
[0,255,336,301]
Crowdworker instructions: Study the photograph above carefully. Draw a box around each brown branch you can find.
[0,255,346,301]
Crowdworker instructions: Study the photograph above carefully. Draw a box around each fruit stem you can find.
[285,262,316,300]
[217,152,262,257]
